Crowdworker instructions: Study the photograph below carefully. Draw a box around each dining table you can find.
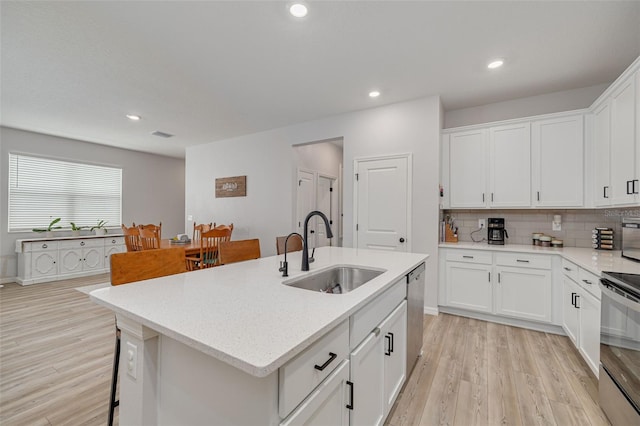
[159,238,202,256]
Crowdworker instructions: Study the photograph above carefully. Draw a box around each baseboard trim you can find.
[0,277,17,285]
[423,306,439,316]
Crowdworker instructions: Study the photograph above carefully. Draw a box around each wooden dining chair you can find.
[139,227,161,250]
[276,235,303,255]
[219,239,261,265]
[138,222,162,240]
[121,224,142,252]
[213,223,234,236]
[108,247,187,426]
[193,222,212,242]
[185,227,232,270]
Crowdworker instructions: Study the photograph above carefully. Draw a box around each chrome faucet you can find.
[279,232,303,277]
[302,211,334,271]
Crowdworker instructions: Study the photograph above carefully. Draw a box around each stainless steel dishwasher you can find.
[406,262,425,375]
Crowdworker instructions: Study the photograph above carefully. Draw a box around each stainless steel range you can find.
[599,271,640,425]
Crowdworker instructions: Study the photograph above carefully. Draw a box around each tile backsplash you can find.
[440,208,639,249]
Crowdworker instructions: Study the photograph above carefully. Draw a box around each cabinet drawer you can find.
[445,250,492,265]
[279,320,349,419]
[578,268,601,300]
[495,252,551,270]
[350,278,406,349]
[59,239,103,249]
[105,237,125,246]
[25,241,59,252]
[561,259,579,281]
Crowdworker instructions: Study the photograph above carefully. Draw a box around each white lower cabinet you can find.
[561,261,601,376]
[280,360,350,426]
[350,330,384,426]
[30,243,59,280]
[495,266,551,322]
[445,262,493,313]
[59,239,105,274]
[280,277,409,426]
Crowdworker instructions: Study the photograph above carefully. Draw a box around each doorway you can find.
[293,139,343,248]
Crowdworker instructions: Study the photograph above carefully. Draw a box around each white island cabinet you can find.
[90,247,426,425]
[15,235,125,285]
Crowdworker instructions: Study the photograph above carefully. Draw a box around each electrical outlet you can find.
[478,219,486,229]
[126,341,138,379]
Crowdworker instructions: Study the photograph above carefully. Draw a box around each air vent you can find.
[151,131,174,138]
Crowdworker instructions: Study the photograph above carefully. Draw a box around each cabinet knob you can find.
[112,239,116,244]
[42,244,48,249]
[80,241,85,246]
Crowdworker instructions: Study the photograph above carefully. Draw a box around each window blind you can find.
[8,153,122,232]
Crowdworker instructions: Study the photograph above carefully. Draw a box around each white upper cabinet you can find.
[448,129,488,208]
[532,114,584,207]
[489,123,531,207]
[593,101,612,206]
[609,76,637,205]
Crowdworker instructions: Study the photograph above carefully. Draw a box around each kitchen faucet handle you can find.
[309,247,316,263]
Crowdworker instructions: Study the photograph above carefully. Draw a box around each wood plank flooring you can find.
[386,314,610,426]
[1,277,610,425]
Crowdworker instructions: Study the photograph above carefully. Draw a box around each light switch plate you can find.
[478,219,486,229]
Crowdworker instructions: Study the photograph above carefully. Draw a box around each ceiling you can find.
[2,1,639,159]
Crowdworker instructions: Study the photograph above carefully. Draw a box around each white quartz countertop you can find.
[439,242,640,276]
[90,247,427,378]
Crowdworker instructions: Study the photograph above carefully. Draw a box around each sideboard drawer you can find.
[59,239,103,249]
[105,237,125,246]
[25,241,59,252]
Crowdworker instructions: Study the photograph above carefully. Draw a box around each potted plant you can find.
[32,217,62,237]
[91,220,108,235]
[70,222,85,237]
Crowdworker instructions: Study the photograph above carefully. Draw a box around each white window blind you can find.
[8,153,122,232]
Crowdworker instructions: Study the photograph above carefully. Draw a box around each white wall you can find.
[186,96,442,312]
[293,140,343,178]
[444,83,609,128]
[0,127,185,282]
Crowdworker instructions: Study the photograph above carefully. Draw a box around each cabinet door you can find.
[350,331,384,426]
[577,289,600,376]
[532,115,584,207]
[562,278,580,345]
[489,123,531,207]
[445,262,493,313]
[495,267,552,323]
[82,246,104,271]
[379,301,407,417]
[280,360,350,426]
[31,250,58,279]
[104,244,125,272]
[610,77,637,205]
[59,248,83,274]
[449,129,487,208]
[593,102,612,206]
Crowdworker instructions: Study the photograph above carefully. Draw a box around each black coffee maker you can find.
[487,218,508,245]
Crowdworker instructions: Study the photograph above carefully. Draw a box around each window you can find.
[8,153,122,232]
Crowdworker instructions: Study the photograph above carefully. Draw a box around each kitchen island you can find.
[90,246,427,425]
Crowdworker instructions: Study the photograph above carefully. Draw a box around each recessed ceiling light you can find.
[126,114,141,121]
[369,91,381,98]
[487,59,504,69]
[289,3,308,18]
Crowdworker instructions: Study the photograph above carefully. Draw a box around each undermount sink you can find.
[284,265,385,294]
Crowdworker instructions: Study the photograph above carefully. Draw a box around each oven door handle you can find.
[599,281,640,312]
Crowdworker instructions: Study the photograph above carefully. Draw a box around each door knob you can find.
[399,238,405,243]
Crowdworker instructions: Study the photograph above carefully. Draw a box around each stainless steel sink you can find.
[284,266,385,294]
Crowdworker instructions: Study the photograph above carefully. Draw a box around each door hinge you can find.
[329,187,333,192]
[355,173,359,181]
[298,180,302,186]
[356,224,359,231]
[298,221,301,227]
[330,220,333,225]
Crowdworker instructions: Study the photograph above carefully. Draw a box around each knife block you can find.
[444,225,458,243]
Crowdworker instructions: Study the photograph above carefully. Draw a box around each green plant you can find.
[32,217,62,233]
[70,222,85,231]
[90,220,108,231]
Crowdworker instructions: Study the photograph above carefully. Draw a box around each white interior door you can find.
[316,175,336,247]
[297,169,316,246]
[354,155,410,252]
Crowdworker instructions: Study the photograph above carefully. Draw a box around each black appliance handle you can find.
[599,280,640,312]
[504,229,508,239]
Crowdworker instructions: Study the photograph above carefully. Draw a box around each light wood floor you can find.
[386,314,610,426]
[1,277,610,425]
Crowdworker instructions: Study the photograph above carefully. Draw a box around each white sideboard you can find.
[15,235,125,285]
